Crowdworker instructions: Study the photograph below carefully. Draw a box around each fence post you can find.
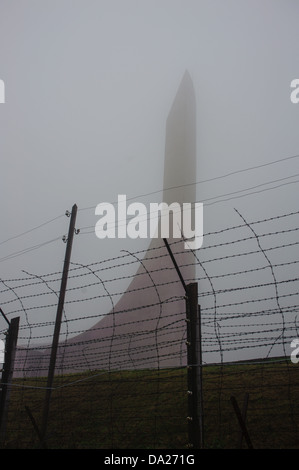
[197,303,204,448]
[185,282,204,449]
[162,241,204,449]
[40,204,78,444]
[0,316,20,447]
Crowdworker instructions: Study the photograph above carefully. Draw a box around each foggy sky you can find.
[0,1,299,358]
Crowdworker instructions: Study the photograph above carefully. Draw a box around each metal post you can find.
[162,241,204,448]
[197,304,204,448]
[0,316,20,446]
[40,204,77,443]
[186,283,203,449]
[163,238,187,292]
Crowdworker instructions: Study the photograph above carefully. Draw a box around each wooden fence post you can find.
[40,204,77,444]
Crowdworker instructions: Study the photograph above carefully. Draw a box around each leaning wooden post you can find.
[40,204,77,444]
[238,392,249,448]
[230,395,253,449]
[0,316,20,446]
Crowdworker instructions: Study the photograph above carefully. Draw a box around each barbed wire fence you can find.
[0,207,299,448]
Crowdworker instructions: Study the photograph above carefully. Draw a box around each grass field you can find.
[3,359,299,449]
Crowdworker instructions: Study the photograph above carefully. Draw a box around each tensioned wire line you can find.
[0,153,298,262]
[0,214,64,246]
[2,207,298,282]
[78,152,299,213]
[1,152,298,247]
[1,152,298,243]
[79,172,299,234]
[0,236,62,264]
[1,354,292,391]
[0,172,297,264]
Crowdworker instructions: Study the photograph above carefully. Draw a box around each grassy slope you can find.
[4,360,299,449]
